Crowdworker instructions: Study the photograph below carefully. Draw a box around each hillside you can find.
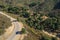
[0,0,59,7]
[0,14,11,35]
[0,0,60,40]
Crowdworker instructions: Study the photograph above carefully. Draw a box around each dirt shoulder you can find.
[42,30,60,40]
[0,23,14,40]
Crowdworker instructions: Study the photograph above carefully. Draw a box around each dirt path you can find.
[42,30,60,40]
[42,30,56,37]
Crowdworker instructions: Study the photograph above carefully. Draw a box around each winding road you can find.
[0,12,23,40]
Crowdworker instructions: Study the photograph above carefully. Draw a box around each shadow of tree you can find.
[54,2,60,9]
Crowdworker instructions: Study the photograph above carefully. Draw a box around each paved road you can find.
[0,12,22,40]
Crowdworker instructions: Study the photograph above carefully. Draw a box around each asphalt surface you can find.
[0,12,21,40]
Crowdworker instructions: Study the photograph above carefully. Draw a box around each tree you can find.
[21,28,26,34]
[29,2,37,7]
[7,6,20,14]
[21,11,30,18]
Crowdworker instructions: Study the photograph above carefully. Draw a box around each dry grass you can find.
[0,14,12,35]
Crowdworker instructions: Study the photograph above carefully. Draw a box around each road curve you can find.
[0,12,22,40]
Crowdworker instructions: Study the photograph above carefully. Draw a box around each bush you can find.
[29,2,37,7]
[21,11,30,18]
[21,28,26,34]
[7,6,20,14]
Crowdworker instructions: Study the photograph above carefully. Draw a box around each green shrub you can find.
[21,28,26,34]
